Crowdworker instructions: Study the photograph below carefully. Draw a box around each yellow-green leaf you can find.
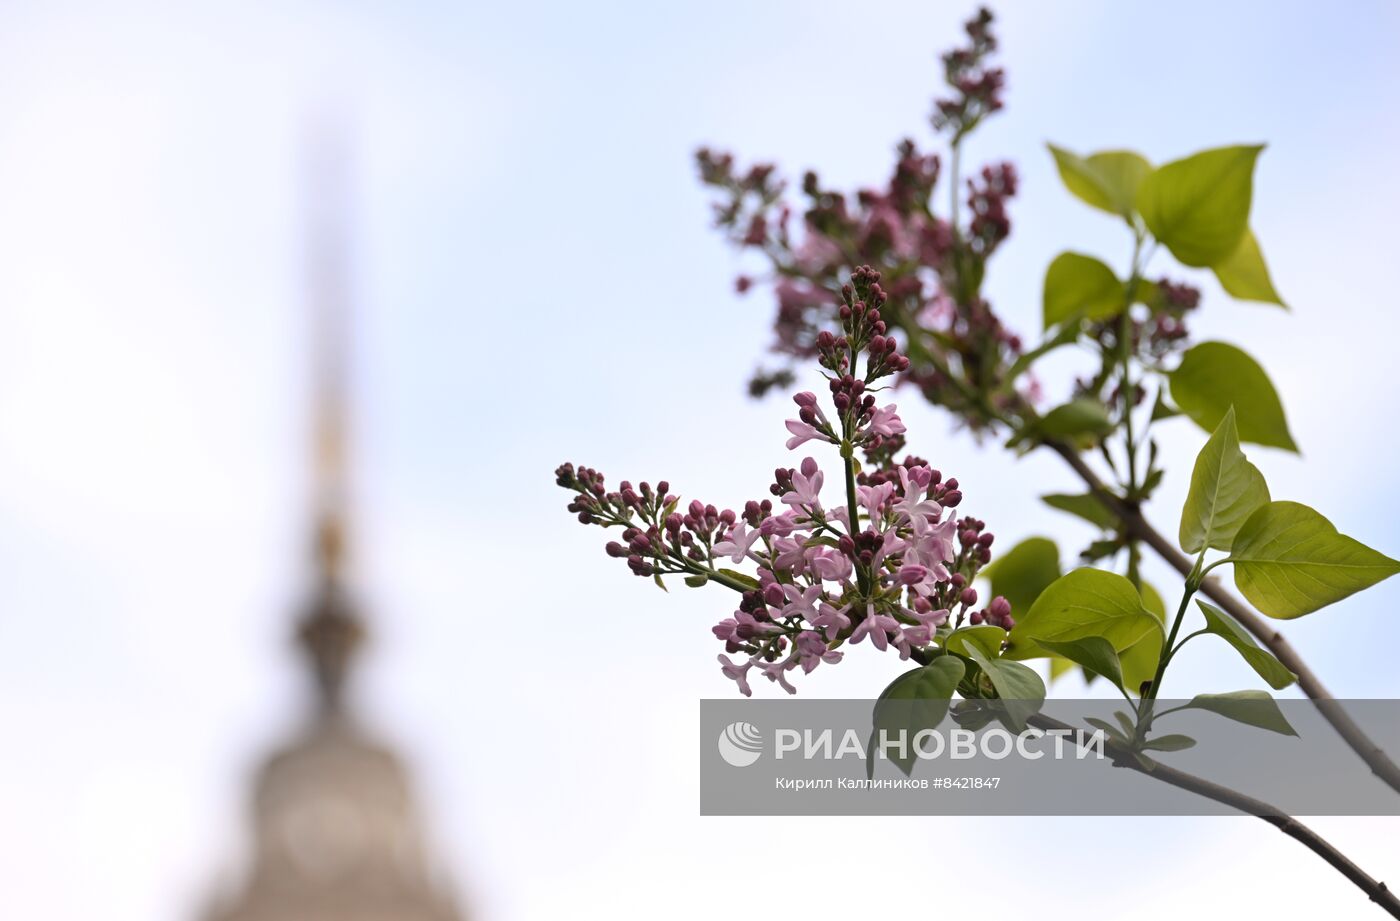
[1136,145,1262,267]
[1213,228,1285,307]
[1043,251,1124,328]
[1179,407,1271,553]
[1228,501,1400,619]
[1184,690,1296,736]
[1047,144,1152,220]
[1006,568,1161,661]
[1041,492,1117,531]
[944,625,1006,659]
[1036,636,1124,693]
[1169,342,1297,452]
[1196,601,1296,690]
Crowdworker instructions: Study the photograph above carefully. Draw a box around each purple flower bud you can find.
[960,587,978,606]
[898,565,929,585]
[989,596,1011,619]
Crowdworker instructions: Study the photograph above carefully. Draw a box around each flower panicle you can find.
[555,276,1014,696]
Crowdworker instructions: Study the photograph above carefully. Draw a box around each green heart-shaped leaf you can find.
[1169,342,1297,452]
[964,646,1046,732]
[1042,251,1123,328]
[1047,144,1152,220]
[1228,502,1400,619]
[1007,568,1162,661]
[1136,145,1262,267]
[870,657,966,776]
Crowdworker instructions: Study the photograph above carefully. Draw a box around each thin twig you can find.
[1025,712,1400,917]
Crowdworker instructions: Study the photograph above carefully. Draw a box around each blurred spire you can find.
[297,117,364,715]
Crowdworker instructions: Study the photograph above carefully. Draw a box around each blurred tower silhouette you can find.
[201,133,463,921]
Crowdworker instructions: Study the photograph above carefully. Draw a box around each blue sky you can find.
[1,1,1398,919]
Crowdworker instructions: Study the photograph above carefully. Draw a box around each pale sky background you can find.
[1,1,1399,919]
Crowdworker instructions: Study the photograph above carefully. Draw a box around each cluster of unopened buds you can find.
[694,7,1025,432]
[557,267,1013,696]
[1076,277,1203,402]
[932,7,1005,137]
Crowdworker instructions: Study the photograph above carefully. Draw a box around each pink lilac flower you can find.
[771,536,808,573]
[759,509,799,537]
[809,547,853,583]
[896,463,941,516]
[779,584,824,621]
[872,530,908,568]
[781,456,825,511]
[756,658,798,694]
[812,602,852,640]
[912,604,952,630]
[849,604,901,652]
[866,404,907,438]
[894,624,933,660]
[794,630,843,674]
[858,481,896,523]
[713,521,762,563]
[906,519,958,580]
[712,618,739,644]
[785,419,825,450]
[718,654,754,697]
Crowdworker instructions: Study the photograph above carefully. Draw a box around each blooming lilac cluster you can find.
[695,7,1025,430]
[557,266,1012,696]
